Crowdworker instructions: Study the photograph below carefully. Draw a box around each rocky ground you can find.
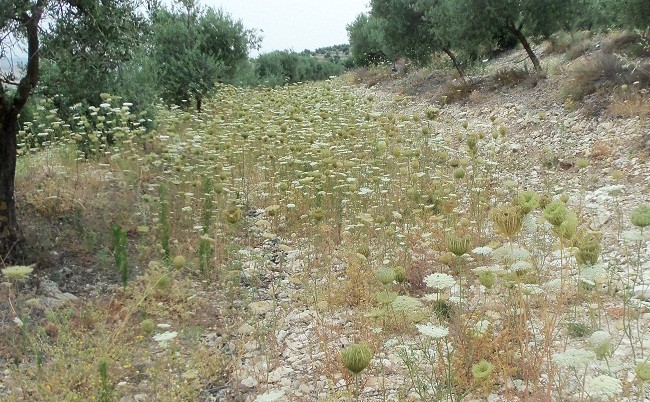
[204,58,649,400]
[2,39,649,402]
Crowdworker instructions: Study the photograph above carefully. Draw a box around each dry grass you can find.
[559,54,626,102]
[589,140,614,160]
[608,91,650,118]
[491,67,531,88]
[352,66,394,88]
[14,146,155,284]
[438,80,476,104]
[489,67,545,90]
[2,285,228,401]
[547,30,592,61]
[603,31,650,58]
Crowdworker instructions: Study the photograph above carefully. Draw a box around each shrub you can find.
[560,54,626,101]
[254,51,345,87]
[438,80,476,104]
[547,31,591,58]
[602,32,650,58]
[491,67,531,89]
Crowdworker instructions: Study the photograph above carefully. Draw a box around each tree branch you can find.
[11,1,44,114]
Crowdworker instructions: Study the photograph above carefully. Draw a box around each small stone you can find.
[487,394,502,402]
[268,366,293,383]
[253,390,285,402]
[238,323,255,335]
[248,301,273,315]
[634,284,650,301]
[241,376,258,388]
[244,341,259,352]
[25,298,42,308]
[298,384,313,394]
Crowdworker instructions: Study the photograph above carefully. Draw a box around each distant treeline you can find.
[253,50,346,87]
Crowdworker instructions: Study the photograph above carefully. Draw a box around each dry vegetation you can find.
[1,31,649,401]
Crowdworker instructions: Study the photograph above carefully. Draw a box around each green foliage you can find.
[198,237,213,273]
[38,0,147,114]
[370,0,437,66]
[609,0,650,31]
[149,6,258,108]
[346,13,392,66]
[254,51,345,86]
[98,359,112,401]
[112,225,128,289]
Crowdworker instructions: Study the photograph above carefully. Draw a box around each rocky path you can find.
[210,77,650,401]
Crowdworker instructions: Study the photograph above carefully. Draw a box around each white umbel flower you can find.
[552,348,596,368]
[415,323,449,339]
[472,246,493,256]
[584,375,622,400]
[153,331,178,346]
[424,273,456,290]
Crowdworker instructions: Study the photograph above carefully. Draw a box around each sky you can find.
[203,0,370,54]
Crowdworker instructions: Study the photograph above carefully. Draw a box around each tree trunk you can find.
[0,113,20,261]
[442,47,466,82]
[0,2,43,262]
[506,23,541,71]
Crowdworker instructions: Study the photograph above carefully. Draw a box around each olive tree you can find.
[149,5,259,111]
[370,0,466,78]
[0,0,143,261]
[346,13,393,67]
[458,0,571,71]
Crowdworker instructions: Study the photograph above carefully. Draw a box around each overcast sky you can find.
[203,0,370,54]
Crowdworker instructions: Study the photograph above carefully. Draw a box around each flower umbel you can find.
[471,359,494,380]
[415,323,449,339]
[340,343,372,374]
[584,375,622,400]
[423,272,456,290]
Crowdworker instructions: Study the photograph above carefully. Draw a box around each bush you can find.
[438,80,476,104]
[491,67,531,88]
[560,54,626,101]
[547,31,591,60]
[603,32,650,58]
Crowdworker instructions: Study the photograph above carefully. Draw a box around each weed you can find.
[560,54,626,102]
[159,184,171,263]
[438,80,476,104]
[491,67,531,88]
[112,225,128,288]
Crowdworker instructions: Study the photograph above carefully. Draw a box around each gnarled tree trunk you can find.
[0,3,42,262]
[506,22,541,71]
[0,112,20,261]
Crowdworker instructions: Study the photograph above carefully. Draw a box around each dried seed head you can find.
[630,205,650,228]
[491,205,524,238]
[446,233,471,256]
[575,231,602,266]
[340,343,372,374]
